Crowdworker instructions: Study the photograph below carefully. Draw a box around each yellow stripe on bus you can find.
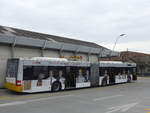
[5,82,23,92]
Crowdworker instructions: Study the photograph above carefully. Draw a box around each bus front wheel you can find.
[52,82,61,92]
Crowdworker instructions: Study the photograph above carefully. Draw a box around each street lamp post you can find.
[110,34,126,57]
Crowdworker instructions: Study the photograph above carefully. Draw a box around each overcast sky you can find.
[0,0,150,54]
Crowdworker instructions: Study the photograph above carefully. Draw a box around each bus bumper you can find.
[4,82,23,92]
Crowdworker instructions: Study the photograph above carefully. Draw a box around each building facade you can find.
[121,51,150,76]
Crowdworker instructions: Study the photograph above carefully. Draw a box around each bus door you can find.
[75,67,91,88]
[99,67,109,86]
[48,66,66,91]
[65,66,76,89]
[114,67,126,84]
[109,67,115,85]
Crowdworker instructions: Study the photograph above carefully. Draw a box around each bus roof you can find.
[99,61,136,67]
[18,57,90,67]
[21,57,68,61]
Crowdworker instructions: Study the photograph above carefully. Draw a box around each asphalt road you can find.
[0,77,150,113]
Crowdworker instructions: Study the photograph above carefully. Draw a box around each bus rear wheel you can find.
[102,80,107,86]
[127,76,131,83]
[52,82,61,92]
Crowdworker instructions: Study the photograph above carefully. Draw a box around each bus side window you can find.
[33,66,48,80]
[100,67,105,76]
[115,68,118,76]
[53,68,59,79]
[49,67,66,80]
[119,68,123,75]
[23,66,33,80]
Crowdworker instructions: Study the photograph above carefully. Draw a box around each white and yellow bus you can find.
[5,57,137,93]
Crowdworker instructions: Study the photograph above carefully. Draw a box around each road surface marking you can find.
[0,101,27,107]
[0,94,74,107]
[105,102,139,113]
[0,96,11,100]
[144,109,150,110]
[93,95,124,101]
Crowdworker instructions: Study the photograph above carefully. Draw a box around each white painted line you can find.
[0,94,74,107]
[24,94,74,103]
[105,102,139,113]
[93,95,124,101]
[0,101,27,107]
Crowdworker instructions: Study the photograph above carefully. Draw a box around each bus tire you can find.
[127,76,131,83]
[52,81,62,92]
[102,79,107,86]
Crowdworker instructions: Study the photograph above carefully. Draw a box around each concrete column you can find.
[41,48,44,57]
[41,40,47,57]
[87,53,90,61]
[87,48,92,62]
[59,44,64,58]
[59,50,63,57]
[11,45,14,58]
[74,48,80,57]
[11,37,17,58]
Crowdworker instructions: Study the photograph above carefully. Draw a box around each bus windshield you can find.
[6,59,19,78]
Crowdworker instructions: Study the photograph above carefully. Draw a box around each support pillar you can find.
[41,40,47,57]
[11,37,16,58]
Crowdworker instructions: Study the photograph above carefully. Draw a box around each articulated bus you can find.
[5,57,137,93]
